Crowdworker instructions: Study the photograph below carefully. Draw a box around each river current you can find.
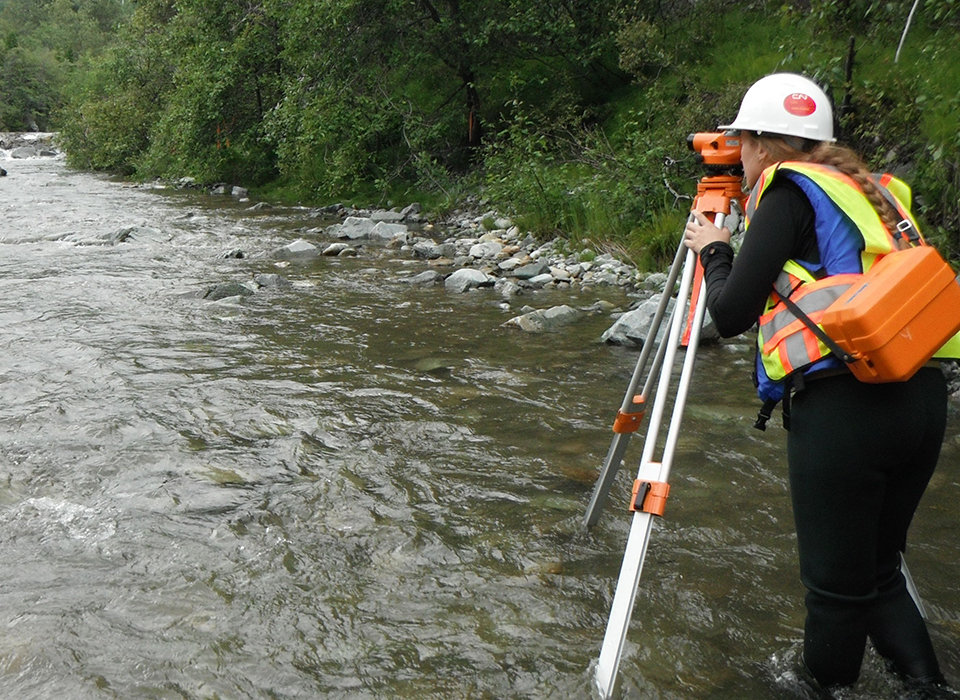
[0,154,957,699]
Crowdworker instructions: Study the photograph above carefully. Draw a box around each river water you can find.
[0,154,957,700]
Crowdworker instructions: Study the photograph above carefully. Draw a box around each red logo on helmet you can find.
[783,93,817,117]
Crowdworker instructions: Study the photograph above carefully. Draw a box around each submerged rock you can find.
[503,305,581,333]
[203,282,256,301]
[400,270,442,285]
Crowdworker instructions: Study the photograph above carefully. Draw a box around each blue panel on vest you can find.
[782,172,865,275]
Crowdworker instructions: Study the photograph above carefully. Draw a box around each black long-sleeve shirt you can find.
[699,177,821,338]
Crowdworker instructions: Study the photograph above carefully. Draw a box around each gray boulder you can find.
[274,239,319,260]
[503,305,581,333]
[203,282,256,301]
[10,146,37,159]
[444,268,495,293]
[253,273,290,290]
[601,298,677,346]
[510,260,550,280]
[337,217,376,240]
[370,222,408,240]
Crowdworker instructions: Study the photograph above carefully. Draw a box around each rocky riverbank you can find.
[6,137,958,399]
[191,191,959,399]
[200,194,698,347]
[0,132,61,160]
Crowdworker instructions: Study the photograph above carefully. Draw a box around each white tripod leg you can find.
[584,235,690,528]
[594,241,710,698]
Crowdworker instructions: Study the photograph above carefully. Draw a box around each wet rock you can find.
[444,268,495,293]
[273,238,319,260]
[469,241,503,259]
[322,242,353,256]
[526,273,555,288]
[503,305,581,333]
[219,248,245,259]
[370,222,408,241]
[253,273,290,289]
[106,225,171,245]
[413,240,456,259]
[510,261,551,280]
[601,298,677,346]
[642,272,669,293]
[584,300,620,314]
[496,279,523,300]
[336,216,377,240]
[10,146,37,159]
[400,270,442,285]
[412,241,440,258]
[585,270,621,286]
[203,282,256,301]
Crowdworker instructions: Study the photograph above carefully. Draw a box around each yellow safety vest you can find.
[747,162,960,391]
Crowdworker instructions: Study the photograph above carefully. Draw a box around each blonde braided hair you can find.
[752,134,905,246]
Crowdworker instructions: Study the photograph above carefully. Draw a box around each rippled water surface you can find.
[1,156,958,699]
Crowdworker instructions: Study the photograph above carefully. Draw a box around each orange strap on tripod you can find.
[629,475,670,517]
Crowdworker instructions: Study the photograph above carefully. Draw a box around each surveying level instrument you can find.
[588,132,746,699]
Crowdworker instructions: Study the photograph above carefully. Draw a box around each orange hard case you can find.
[820,245,960,383]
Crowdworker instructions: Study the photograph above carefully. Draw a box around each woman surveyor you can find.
[682,72,959,697]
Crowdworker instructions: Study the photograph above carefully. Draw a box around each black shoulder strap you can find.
[777,292,857,365]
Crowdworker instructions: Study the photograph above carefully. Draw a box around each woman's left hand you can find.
[683,210,730,254]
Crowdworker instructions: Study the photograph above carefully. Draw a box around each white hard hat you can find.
[719,73,835,142]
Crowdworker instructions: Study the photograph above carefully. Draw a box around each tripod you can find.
[588,153,746,698]
[584,171,745,530]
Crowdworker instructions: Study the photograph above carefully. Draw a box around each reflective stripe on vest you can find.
[745,162,915,260]
[758,266,860,381]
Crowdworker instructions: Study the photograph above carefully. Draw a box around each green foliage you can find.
[482,91,693,270]
[925,0,960,26]
[0,0,132,130]
[0,45,59,129]
[15,0,960,261]
[58,0,174,171]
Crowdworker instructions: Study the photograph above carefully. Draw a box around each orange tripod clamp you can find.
[630,475,671,517]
